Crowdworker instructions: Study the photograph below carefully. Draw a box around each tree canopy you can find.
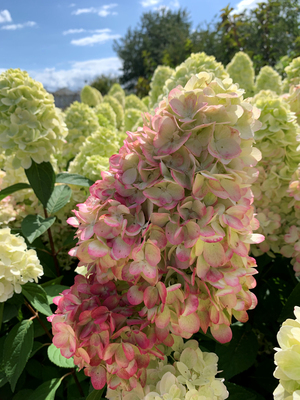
[113,0,300,95]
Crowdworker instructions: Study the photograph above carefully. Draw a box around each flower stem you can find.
[43,208,60,276]
[24,300,53,340]
[0,302,4,332]
[71,369,85,397]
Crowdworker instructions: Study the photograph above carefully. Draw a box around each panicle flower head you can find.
[0,228,43,302]
[161,53,228,101]
[283,85,300,125]
[285,57,300,87]
[226,52,255,98]
[106,337,228,400]
[0,69,68,169]
[149,66,175,108]
[273,306,300,400]
[81,85,103,107]
[103,96,124,130]
[125,94,148,113]
[51,72,262,391]
[95,102,117,129]
[63,101,100,165]
[254,66,282,95]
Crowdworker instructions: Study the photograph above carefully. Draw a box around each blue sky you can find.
[0,0,260,92]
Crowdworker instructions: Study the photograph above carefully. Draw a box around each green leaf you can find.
[22,282,52,316]
[48,344,75,368]
[22,214,56,243]
[56,172,94,187]
[215,324,258,380]
[278,281,300,322]
[3,319,34,392]
[63,230,78,247]
[227,382,265,400]
[44,285,68,304]
[25,160,55,207]
[41,276,63,287]
[86,387,106,400]
[0,183,31,201]
[27,378,62,400]
[46,184,72,215]
[13,389,34,400]
[30,341,47,358]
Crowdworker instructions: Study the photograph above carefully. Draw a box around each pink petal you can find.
[210,324,232,343]
[111,237,131,260]
[178,313,200,334]
[127,285,144,305]
[88,240,109,258]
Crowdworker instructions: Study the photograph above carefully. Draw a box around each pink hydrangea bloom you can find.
[50,72,263,391]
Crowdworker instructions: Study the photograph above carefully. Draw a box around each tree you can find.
[113,8,192,94]
[90,74,119,96]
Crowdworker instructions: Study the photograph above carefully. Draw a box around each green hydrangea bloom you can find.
[255,66,282,95]
[149,65,174,107]
[64,101,100,165]
[162,52,228,99]
[0,69,68,169]
[141,95,150,109]
[68,127,119,181]
[108,83,125,108]
[124,108,143,132]
[251,90,300,259]
[285,56,300,87]
[125,94,147,112]
[94,102,117,128]
[283,85,300,125]
[103,95,124,130]
[80,85,102,107]
[226,52,255,97]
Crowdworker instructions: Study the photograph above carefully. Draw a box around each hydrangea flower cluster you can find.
[161,53,228,100]
[226,52,255,98]
[273,306,300,400]
[125,94,148,113]
[68,127,120,181]
[254,66,282,95]
[103,95,124,130]
[149,66,174,108]
[94,102,117,129]
[285,57,300,87]
[81,85,103,107]
[125,109,143,132]
[283,85,300,125]
[50,72,263,391]
[106,336,228,400]
[0,228,43,302]
[0,69,68,169]
[108,84,126,109]
[250,90,300,272]
[63,101,100,166]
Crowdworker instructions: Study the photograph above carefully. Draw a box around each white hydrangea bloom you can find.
[273,306,300,399]
[0,228,43,302]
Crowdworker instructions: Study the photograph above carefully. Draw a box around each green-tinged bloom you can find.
[68,127,119,181]
[80,85,103,107]
[283,85,300,125]
[142,95,150,109]
[0,228,43,302]
[285,57,300,87]
[273,306,300,399]
[108,83,125,108]
[255,66,282,95]
[226,52,255,97]
[251,90,300,268]
[149,65,174,108]
[106,337,228,400]
[162,52,228,99]
[103,95,124,130]
[63,101,100,165]
[0,69,68,169]
[124,108,143,132]
[125,94,148,112]
[94,102,117,128]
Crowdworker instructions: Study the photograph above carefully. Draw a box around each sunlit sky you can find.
[0,0,260,92]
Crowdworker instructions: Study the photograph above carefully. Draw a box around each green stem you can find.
[0,302,4,332]
[24,300,53,340]
[43,208,60,276]
[72,369,85,397]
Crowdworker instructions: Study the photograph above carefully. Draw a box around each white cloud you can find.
[232,0,260,14]
[1,21,36,30]
[141,0,161,6]
[170,0,179,8]
[26,57,122,92]
[0,10,12,24]
[63,28,111,35]
[69,3,76,7]
[63,28,86,35]
[71,32,121,46]
[72,4,118,17]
